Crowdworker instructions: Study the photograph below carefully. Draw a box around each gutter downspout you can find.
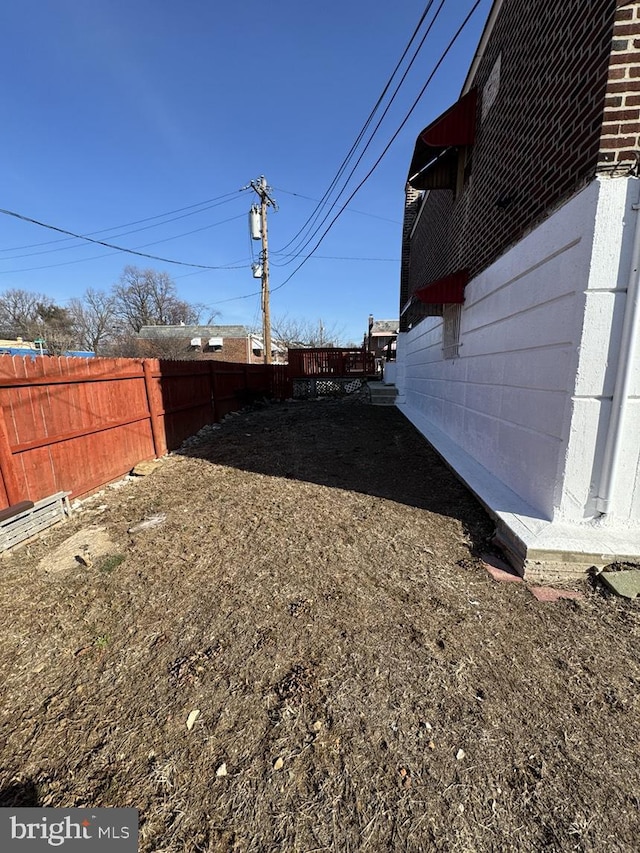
[595,186,640,514]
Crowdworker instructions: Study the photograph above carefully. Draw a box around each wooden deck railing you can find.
[287,347,376,378]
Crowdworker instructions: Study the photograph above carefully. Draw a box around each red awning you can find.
[408,89,477,188]
[414,270,469,304]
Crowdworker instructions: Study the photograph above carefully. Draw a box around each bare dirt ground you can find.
[1,395,639,852]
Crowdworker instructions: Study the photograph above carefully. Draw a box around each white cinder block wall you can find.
[397,177,640,525]
[561,177,640,524]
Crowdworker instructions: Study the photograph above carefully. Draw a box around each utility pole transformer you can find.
[249,176,277,364]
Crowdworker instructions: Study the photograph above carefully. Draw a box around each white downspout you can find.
[595,184,640,515]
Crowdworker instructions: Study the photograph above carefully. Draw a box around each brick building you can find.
[138,325,285,364]
[395,0,640,574]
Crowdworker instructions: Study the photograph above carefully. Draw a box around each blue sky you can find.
[1,0,492,345]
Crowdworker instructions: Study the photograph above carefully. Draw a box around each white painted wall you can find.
[397,177,640,525]
[563,177,640,524]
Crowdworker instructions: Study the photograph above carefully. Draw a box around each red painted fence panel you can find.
[0,355,291,510]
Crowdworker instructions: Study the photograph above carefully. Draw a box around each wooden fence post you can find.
[0,404,23,505]
[143,360,167,457]
[210,362,219,423]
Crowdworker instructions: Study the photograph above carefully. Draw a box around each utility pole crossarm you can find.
[250,176,278,210]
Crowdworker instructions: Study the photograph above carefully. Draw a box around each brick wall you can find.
[599,1,640,173]
[140,335,265,364]
[199,337,261,364]
[402,189,454,329]
[401,0,635,330]
[399,185,422,319]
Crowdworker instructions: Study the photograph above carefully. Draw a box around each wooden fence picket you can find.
[0,355,290,510]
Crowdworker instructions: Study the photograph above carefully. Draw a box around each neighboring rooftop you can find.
[369,319,398,336]
[138,325,250,339]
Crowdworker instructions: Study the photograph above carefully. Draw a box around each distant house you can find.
[0,337,39,357]
[0,337,94,358]
[395,0,640,574]
[366,316,398,363]
[138,325,286,364]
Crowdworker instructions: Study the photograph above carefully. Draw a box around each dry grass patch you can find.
[0,399,638,852]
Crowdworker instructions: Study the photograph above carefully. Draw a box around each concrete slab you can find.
[597,570,640,599]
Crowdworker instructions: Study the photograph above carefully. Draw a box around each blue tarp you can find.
[0,348,95,358]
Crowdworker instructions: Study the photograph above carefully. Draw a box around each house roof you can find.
[250,337,287,353]
[370,320,398,336]
[138,324,249,339]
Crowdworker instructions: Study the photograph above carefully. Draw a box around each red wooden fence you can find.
[287,347,376,378]
[0,355,291,510]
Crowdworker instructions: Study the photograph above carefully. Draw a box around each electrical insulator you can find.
[249,205,262,240]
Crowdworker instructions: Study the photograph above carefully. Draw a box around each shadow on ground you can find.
[179,397,493,539]
[0,779,39,806]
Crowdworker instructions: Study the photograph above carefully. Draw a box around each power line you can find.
[268,0,485,295]
[1,196,247,261]
[181,0,485,309]
[272,187,401,225]
[0,189,248,253]
[172,251,399,286]
[274,0,446,267]
[0,207,244,271]
[1,200,247,262]
[294,254,399,262]
[273,1,438,258]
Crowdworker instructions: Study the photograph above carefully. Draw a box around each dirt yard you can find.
[0,395,639,852]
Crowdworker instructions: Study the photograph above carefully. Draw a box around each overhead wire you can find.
[272,187,401,225]
[268,0,485,294]
[0,188,248,253]
[272,0,438,259]
[209,0,485,306]
[2,199,248,261]
[0,207,248,272]
[272,0,446,267]
[0,1,485,304]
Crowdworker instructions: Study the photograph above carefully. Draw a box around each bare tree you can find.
[68,289,117,354]
[1,272,218,359]
[0,288,50,337]
[271,314,347,348]
[113,266,204,333]
[101,333,143,359]
[0,289,81,353]
[191,302,220,325]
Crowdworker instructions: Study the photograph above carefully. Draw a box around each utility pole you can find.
[249,176,277,364]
